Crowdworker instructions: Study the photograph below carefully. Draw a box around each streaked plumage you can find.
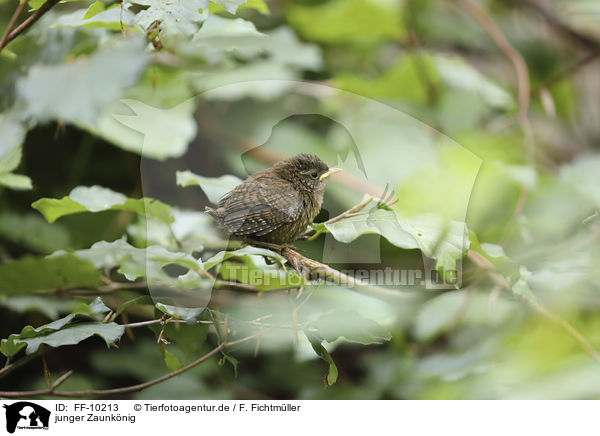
[205,154,340,244]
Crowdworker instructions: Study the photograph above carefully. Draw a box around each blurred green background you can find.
[1,0,600,399]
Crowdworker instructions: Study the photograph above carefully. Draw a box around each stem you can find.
[0,0,61,52]
[0,0,27,52]
[0,335,258,398]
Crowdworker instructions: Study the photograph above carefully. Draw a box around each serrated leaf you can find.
[16,36,148,125]
[176,171,241,204]
[66,237,202,281]
[0,296,80,320]
[0,254,102,295]
[132,0,207,36]
[324,204,469,272]
[32,185,174,224]
[2,323,125,356]
[0,298,120,356]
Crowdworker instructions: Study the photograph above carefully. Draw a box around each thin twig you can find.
[0,335,258,398]
[0,0,60,52]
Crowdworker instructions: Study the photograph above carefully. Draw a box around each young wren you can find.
[205,154,342,244]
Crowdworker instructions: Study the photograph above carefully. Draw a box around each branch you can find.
[0,334,258,398]
[281,247,414,302]
[0,0,27,52]
[0,0,60,52]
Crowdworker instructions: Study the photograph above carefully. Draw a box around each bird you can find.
[205,154,342,246]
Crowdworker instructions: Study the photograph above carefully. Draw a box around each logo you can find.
[3,402,50,434]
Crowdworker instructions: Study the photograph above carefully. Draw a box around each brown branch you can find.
[454,0,531,135]
[0,334,258,398]
[0,0,27,52]
[281,247,413,302]
[0,350,44,381]
[2,0,61,50]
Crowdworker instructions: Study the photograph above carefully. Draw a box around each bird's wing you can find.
[218,180,302,236]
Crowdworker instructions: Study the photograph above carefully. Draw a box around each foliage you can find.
[1,0,600,400]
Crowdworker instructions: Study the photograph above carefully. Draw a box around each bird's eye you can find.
[310,171,319,179]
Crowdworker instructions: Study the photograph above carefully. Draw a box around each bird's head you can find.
[273,154,342,194]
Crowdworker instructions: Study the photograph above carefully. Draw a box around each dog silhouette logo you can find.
[3,402,50,433]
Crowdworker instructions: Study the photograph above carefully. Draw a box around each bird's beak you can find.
[319,167,343,181]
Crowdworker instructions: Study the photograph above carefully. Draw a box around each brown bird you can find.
[205,154,342,246]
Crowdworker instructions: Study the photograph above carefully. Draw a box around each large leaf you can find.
[287,0,403,44]
[176,170,242,204]
[16,36,148,126]
[0,254,102,295]
[108,99,197,160]
[0,212,72,253]
[32,185,174,224]
[0,298,123,356]
[66,237,202,281]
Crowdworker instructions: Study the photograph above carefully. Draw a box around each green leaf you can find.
[156,303,206,321]
[287,0,403,44]
[114,295,155,318]
[1,298,122,356]
[1,323,125,356]
[0,296,80,320]
[32,185,174,224]
[209,0,269,14]
[0,114,31,191]
[0,173,32,190]
[132,0,207,36]
[323,204,469,272]
[203,246,284,270]
[16,36,148,125]
[305,331,338,386]
[0,254,102,295]
[108,99,197,160]
[0,212,72,253]
[53,6,136,31]
[433,54,514,110]
[176,171,241,204]
[217,256,304,292]
[67,237,202,282]
[334,54,440,104]
[84,0,105,19]
[158,346,182,371]
[306,309,391,345]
